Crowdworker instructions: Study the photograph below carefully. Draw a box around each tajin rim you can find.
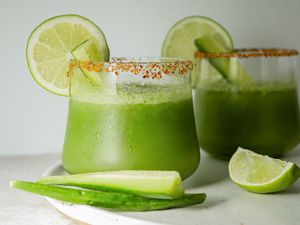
[68,57,193,80]
[195,48,299,59]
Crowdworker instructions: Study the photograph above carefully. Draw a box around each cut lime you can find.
[71,39,104,86]
[161,16,233,60]
[38,170,184,199]
[26,14,110,96]
[229,147,300,193]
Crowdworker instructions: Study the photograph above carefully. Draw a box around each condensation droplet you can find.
[96,132,100,138]
[129,145,133,152]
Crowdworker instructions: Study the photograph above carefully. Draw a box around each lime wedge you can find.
[71,39,104,86]
[229,147,300,193]
[161,16,233,60]
[195,36,254,85]
[38,170,184,199]
[26,14,110,96]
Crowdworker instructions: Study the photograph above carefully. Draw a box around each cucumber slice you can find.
[71,39,104,86]
[10,180,206,211]
[38,170,184,199]
[195,35,254,86]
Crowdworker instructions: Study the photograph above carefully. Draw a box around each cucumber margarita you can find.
[63,59,200,179]
[194,82,300,159]
[193,49,300,159]
[161,16,300,159]
[25,14,200,179]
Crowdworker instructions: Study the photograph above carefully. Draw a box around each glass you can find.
[193,49,300,159]
[62,57,200,179]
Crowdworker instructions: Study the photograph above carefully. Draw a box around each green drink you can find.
[62,59,200,179]
[193,49,300,159]
[159,15,300,158]
[194,83,300,159]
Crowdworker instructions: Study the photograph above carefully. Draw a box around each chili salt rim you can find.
[195,48,299,59]
[67,57,193,80]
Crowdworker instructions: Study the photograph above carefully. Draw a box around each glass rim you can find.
[110,57,192,64]
[68,57,193,79]
[195,48,299,59]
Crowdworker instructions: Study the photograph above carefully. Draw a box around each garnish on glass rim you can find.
[67,58,193,80]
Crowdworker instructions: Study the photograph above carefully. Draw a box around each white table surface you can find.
[1,149,300,225]
[0,154,81,225]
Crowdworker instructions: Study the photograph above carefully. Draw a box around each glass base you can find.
[201,146,288,161]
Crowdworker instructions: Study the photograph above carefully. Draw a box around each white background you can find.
[0,0,300,155]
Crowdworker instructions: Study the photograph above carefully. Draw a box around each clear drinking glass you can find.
[62,57,200,179]
[193,49,300,159]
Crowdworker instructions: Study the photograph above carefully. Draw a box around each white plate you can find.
[43,150,300,225]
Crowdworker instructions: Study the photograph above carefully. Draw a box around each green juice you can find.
[62,84,200,179]
[193,83,300,159]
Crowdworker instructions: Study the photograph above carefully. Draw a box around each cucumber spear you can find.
[195,35,254,86]
[38,170,184,199]
[11,180,206,211]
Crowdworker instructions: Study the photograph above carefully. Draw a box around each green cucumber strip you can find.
[10,180,206,211]
[195,35,254,86]
[71,39,104,86]
[38,171,184,199]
